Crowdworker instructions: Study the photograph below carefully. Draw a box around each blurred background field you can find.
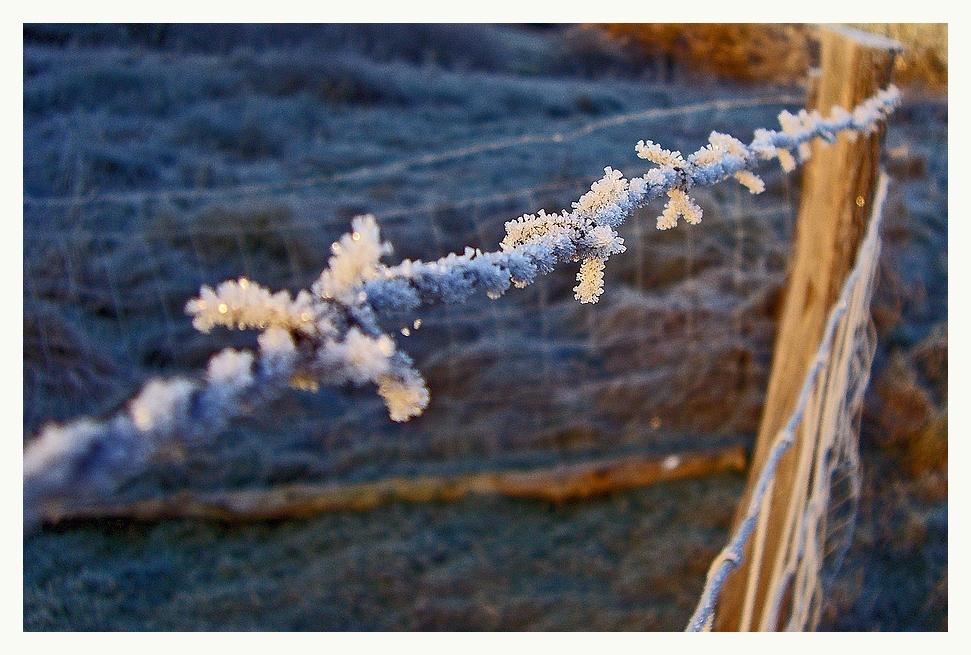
[23,24,947,630]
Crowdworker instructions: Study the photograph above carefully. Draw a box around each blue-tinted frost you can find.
[23,86,900,524]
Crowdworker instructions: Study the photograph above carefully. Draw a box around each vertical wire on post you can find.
[686,171,890,632]
[711,26,900,630]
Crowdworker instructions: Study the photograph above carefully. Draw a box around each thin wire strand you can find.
[24,95,801,209]
[685,171,889,631]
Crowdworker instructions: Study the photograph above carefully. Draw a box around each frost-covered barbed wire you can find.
[23,86,900,525]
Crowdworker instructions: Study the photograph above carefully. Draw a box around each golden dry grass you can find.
[598,24,947,91]
[847,23,947,90]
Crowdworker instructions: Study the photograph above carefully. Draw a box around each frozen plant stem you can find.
[23,87,900,523]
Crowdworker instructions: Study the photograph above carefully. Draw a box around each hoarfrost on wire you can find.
[23,86,900,523]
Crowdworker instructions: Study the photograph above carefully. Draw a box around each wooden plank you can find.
[37,445,747,524]
[713,25,900,631]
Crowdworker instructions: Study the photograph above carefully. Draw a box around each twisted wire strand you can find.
[23,90,899,530]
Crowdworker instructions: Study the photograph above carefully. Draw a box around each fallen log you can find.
[38,445,746,524]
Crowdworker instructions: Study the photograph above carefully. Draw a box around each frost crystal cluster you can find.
[23,87,900,522]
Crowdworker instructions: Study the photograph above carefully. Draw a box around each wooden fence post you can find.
[713,25,901,631]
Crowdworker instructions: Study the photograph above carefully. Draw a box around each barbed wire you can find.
[24,90,897,600]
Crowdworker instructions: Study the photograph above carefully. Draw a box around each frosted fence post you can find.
[712,25,901,631]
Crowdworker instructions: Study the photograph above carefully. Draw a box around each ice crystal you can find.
[635,140,686,167]
[128,378,197,434]
[572,167,631,227]
[574,257,607,304]
[734,170,766,194]
[376,368,431,423]
[187,278,319,336]
[313,214,392,302]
